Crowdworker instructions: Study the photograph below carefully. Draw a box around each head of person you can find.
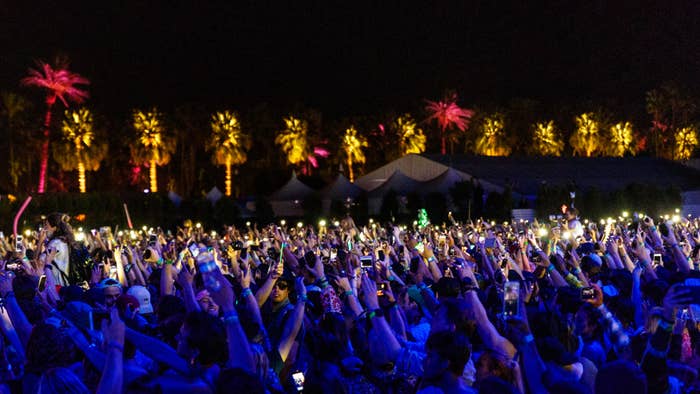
[430,297,474,335]
[595,360,647,394]
[37,367,89,394]
[270,277,293,304]
[195,289,219,317]
[177,311,228,367]
[45,213,75,244]
[565,207,578,221]
[26,323,79,375]
[574,303,603,340]
[475,350,515,385]
[423,330,471,381]
[98,278,122,308]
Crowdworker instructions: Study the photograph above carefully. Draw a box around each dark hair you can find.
[184,311,228,366]
[37,367,89,394]
[46,212,75,246]
[26,324,79,375]
[426,330,471,376]
[217,368,265,394]
[595,360,647,394]
[436,298,475,335]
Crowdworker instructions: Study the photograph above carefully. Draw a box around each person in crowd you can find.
[0,209,697,394]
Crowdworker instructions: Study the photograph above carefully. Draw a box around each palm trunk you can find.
[347,157,354,182]
[38,100,54,194]
[225,158,232,196]
[440,128,446,155]
[149,159,158,192]
[78,161,86,193]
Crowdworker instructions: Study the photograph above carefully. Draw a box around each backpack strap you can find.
[51,261,70,285]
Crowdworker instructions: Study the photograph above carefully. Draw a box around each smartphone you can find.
[377,250,386,262]
[15,235,23,252]
[414,242,425,254]
[377,282,387,296]
[484,238,496,250]
[360,256,373,269]
[438,235,447,246]
[292,371,305,392]
[503,281,520,318]
[188,242,199,258]
[580,287,596,300]
[38,275,47,292]
[653,253,663,268]
[89,309,110,332]
[148,234,157,247]
[330,248,337,261]
[347,239,353,251]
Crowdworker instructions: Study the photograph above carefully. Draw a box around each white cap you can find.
[127,285,154,314]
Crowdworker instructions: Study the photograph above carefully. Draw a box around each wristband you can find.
[241,288,253,298]
[367,310,376,320]
[522,334,534,345]
[297,294,308,304]
[343,290,354,297]
[546,264,556,273]
[649,226,657,232]
[388,275,397,282]
[317,276,329,289]
[164,259,174,265]
[156,258,164,266]
[223,312,240,325]
[427,256,437,264]
[658,318,674,332]
[572,267,582,275]
[107,341,124,353]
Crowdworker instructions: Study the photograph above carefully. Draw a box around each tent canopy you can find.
[321,174,363,201]
[268,173,314,201]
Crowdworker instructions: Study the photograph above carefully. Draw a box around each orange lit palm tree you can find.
[570,113,602,157]
[476,113,511,156]
[425,93,474,154]
[396,114,426,155]
[275,116,328,174]
[342,126,368,182]
[54,108,107,192]
[532,121,564,156]
[21,60,89,193]
[131,109,175,192]
[207,111,251,196]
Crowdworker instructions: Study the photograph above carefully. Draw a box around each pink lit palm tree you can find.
[21,60,89,193]
[425,93,474,155]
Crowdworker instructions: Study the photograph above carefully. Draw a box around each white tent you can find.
[418,168,471,195]
[367,170,422,215]
[355,154,451,191]
[268,173,315,217]
[320,174,364,214]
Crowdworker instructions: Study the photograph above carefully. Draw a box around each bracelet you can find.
[223,313,240,325]
[571,267,582,275]
[658,318,674,332]
[343,290,354,297]
[367,310,376,320]
[156,258,164,266]
[107,341,124,353]
[164,259,174,265]
[241,288,253,298]
[427,256,437,263]
[546,264,556,273]
[522,334,534,345]
[388,275,396,282]
[317,276,329,289]
[297,294,308,304]
[650,226,657,232]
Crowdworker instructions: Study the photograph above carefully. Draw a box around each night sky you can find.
[2,1,700,118]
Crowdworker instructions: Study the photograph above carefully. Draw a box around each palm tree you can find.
[608,122,636,157]
[570,113,601,157]
[475,113,511,156]
[54,108,107,192]
[207,111,251,196]
[532,121,564,156]
[21,60,89,193]
[425,93,474,154]
[275,116,328,174]
[675,126,698,160]
[342,126,368,182]
[131,109,175,192]
[396,114,426,155]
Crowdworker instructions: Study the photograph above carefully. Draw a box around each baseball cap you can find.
[127,285,154,314]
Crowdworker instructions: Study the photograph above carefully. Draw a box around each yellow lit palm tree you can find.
[608,122,636,157]
[131,109,175,192]
[674,126,698,160]
[476,113,511,156]
[276,116,309,167]
[53,108,107,193]
[570,113,602,157]
[396,114,426,155]
[342,126,368,182]
[207,111,251,196]
[532,121,564,156]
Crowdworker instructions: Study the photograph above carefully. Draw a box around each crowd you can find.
[0,207,698,393]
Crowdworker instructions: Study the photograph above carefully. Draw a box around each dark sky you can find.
[2,1,700,117]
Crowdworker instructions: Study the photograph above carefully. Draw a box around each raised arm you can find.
[464,289,516,359]
[255,260,283,307]
[96,308,125,394]
[278,277,306,363]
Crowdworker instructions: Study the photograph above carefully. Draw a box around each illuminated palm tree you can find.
[674,126,698,160]
[425,93,474,154]
[275,116,328,174]
[608,122,636,157]
[532,121,564,156]
[207,111,251,196]
[131,109,175,192]
[54,108,107,193]
[341,126,368,182]
[570,113,602,157]
[475,113,511,156]
[396,114,426,155]
[21,60,89,193]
